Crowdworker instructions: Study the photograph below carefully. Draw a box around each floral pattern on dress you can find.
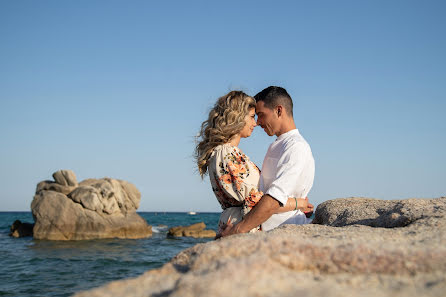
[211,174,242,209]
[244,188,263,210]
[208,144,263,234]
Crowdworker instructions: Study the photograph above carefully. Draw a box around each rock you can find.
[74,197,446,297]
[31,170,152,240]
[36,180,76,195]
[311,197,446,228]
[168,222,216,238]
[9,220,34,238]
[78,178,139,213]
[68,186,103,212]
[53,170,78,187]
[118,180,141,210]
[183,229,216,238]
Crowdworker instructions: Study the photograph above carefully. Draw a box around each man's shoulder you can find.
[281,134,310,152]
[279,135,314,164]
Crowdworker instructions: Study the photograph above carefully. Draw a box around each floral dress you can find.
[208,143,264,235]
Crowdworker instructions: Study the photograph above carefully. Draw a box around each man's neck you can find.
[275,120,296,137]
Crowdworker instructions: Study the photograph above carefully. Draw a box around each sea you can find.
[0,211,220,297]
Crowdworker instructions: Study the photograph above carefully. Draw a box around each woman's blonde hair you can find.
[195,91,256,178]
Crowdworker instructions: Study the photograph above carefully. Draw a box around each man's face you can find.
[255,101,278,136]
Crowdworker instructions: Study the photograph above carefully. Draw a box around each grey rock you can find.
[53,170,78,187]
[31,170,152,240]
[311,197,446,228]
[74,197,446,297]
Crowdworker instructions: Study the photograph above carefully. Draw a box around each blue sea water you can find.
[0,212,219,297]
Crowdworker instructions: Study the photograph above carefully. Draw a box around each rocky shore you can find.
[74,197,446,297]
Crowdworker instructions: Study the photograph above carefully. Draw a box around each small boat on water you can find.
[188,211,197,215]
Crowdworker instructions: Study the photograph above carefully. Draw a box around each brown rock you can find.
[31,170,152,240]
[36,180,76,195]
[74,197,446,297]
[68,186,102,212]
[78,178,139,214]
[52,170,78,187]
[118,180,140,210]
[183,229,216,238]
[168,222,216,238]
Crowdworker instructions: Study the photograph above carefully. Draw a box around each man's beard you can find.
[263,124,274,136]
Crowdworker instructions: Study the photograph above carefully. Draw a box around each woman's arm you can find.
[274,197,313,213]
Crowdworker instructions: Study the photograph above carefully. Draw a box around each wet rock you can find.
[168,222,216,238]
[31,170,152,240]
[9,220,34,238]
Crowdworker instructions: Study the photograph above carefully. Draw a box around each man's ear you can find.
[276,105,283,117]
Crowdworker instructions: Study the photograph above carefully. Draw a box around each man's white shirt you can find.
[259,129,315,231]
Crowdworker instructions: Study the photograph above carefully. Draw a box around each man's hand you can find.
[218,194,280,238]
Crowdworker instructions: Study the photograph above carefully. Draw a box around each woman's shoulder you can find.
[209,143,243,163]
[211,143,238,155]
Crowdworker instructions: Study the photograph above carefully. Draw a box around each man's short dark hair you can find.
[254,86,293,117]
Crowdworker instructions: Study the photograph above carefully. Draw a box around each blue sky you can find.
[1,0,445,212]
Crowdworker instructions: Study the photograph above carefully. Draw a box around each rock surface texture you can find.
[32,170,152,240]
[168,222,216,238]
[74,197,446,297]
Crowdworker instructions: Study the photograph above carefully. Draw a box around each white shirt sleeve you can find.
[265,141,307,206]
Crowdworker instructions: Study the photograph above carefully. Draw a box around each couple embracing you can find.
[195,86,315,238]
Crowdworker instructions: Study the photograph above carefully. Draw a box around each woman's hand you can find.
[215,215,235,239]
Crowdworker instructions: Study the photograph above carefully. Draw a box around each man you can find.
[221,86,315,236]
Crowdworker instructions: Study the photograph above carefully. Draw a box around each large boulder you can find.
[168,222,216,238]
[74,197,446,297]
[31,170,152,240]
[311,197,446,228]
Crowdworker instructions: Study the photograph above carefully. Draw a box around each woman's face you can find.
[240,108,257,138]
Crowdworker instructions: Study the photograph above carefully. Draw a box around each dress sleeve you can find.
[213,145,263,215]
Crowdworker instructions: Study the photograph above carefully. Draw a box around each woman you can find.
[195,91,310,235]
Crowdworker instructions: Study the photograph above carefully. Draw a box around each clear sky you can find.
[1,1,445,212]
